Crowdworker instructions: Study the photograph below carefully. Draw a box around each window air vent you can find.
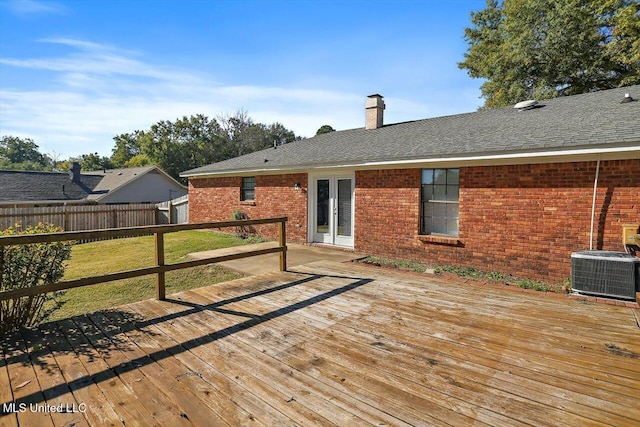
[571,251,639,300]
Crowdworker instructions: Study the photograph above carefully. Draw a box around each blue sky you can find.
[0,0,487,159]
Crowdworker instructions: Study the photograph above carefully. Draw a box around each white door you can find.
[311,174,354,247]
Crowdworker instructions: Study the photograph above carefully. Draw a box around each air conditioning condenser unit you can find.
[571,250,639,300]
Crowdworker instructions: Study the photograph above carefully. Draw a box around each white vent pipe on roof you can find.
[589,159,600,251]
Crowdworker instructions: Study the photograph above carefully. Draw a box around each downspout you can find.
[589,159,600,251]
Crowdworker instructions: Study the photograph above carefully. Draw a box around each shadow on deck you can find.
[2,260,640,426]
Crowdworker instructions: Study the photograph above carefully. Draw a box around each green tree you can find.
[174,114,227,169]
[599,0,640,86]
[125,153,152,168]
[111,131,145,167]
[268,122,297,146]
[459,0,640,108]
[106,113,298,183]
[67,153,114,172]
[0,135,52,170]
[316,125,335,135]
[140,115,226,181]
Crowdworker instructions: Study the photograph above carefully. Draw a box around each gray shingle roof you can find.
[0,170,103,203]
[85,166,157,201]
[182,85,640,177]
[0,166,181,204]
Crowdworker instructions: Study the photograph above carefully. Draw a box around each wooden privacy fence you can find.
[0,217,287,302]
[0,204,157,232]
[156,194,188,224]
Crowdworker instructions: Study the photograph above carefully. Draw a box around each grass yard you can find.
[45,230,262,321]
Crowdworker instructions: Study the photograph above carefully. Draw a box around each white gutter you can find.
[181,144,640,179]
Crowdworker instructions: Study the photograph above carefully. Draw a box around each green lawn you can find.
[45,230,262,321]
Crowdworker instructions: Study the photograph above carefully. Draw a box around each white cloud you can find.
[0,37,482,159]
[1,39,194,82]
[2,0,67,16]
[40,38,114,51]
[0,38,367,156]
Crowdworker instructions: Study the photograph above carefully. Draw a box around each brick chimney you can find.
[69,162,81,183]
[365,94,385,130]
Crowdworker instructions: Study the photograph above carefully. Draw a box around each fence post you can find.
[279,219,287,272]
[168,200,174,225]
[155,231,166,300]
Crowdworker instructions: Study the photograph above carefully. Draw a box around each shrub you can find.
[0,223,73,333]
[231,210,255,239]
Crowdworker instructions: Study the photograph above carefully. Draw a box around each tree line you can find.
[1,111,300,184]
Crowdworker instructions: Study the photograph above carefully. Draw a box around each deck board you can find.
[2,260,639,426]
[18,326,90,427]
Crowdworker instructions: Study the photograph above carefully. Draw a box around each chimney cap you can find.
[366,94,385,110]
[367,93,383,98]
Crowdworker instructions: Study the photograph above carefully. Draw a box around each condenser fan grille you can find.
[571,251,638,300]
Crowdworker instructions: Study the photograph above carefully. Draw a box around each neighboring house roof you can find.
[85,166,168,201]
[0,170,103,203]
[0,166,185,204]
[181,85,640,178]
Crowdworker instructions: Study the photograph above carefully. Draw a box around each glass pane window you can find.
[434,185,447,200]
[420,168,459,236]
[447,219,459,236]
[447,185,459,201]
[337,179,352,237]
[316,179,329,234]
[241,176,255,201]
[421,169,433,185]
[434,169,447,185]
[447,169,459,185]
[433,203,446,218]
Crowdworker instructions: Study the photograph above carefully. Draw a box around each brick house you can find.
[181,86,640,282]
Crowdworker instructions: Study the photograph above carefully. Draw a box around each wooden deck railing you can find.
[0,217,287,301]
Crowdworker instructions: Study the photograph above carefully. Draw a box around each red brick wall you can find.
[355,169,423,258]
[355,160,640,282]
[189,159,639,282]
[188,173,308,241]
[460,160,640,280]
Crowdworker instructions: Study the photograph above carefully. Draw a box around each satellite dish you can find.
[514,100,538,110]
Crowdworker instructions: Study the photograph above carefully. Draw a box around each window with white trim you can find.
[420,168,459,236]
[241,176,255,201]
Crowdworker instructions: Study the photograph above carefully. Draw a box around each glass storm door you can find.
[312,175,354,247]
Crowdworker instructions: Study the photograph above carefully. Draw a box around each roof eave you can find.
[182,143,640,179]
[0,198,97,207]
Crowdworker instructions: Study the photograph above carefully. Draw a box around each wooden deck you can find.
[2,260,639,426]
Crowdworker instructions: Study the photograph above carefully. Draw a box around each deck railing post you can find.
[0,217,291,302]
[279,219,287,272]
[155,231,165,300]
